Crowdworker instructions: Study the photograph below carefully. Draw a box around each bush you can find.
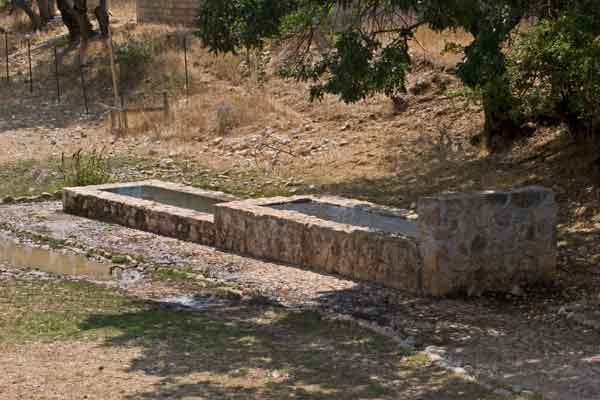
[60,149,111,187]
[115,39,154,70]
[510,9,600,135]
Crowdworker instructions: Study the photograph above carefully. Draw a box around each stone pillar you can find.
[417,187,557,296]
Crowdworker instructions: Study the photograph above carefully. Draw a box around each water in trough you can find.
[104,185,222,214]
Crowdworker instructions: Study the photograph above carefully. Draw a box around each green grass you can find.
[0,278,517,399]
[0,280,133,343]
[0,159,64,198]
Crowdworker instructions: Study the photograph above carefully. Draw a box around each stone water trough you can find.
[63,180,237,246]
[64,182,557,296]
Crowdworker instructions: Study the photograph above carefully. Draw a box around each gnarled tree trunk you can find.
[56,0,93,43]
[94,0,109,37]
[11,0,40,29]
[38,0,51,25]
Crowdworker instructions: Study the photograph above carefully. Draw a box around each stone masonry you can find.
[63,181,237,246]
[215,188,557,296]
[418,187,557,296]
[63,182,558,297]
[214,196,423,292]
[137,0,198,25]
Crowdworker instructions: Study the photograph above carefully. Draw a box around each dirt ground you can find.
[1,243,517,400]
[1,7,599,400]
[1,202,599,400]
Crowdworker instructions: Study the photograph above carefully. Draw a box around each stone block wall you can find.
[63,181,237,246]
[137,0,199,25]
[62,182,558,297]
[418,187,557,296]
[214,197,423,292]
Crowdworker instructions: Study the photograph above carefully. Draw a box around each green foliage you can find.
[60,149,111,187]
[163,70,186,94]
[283,31,410,102]
[196,0,297,54]
[197,0,600,146]
[510,5,600,132]
[114,39,153,69]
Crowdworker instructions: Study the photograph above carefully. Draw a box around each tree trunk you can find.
[56,0,93,43]
[94,0,109,37]
[73,0,93,42]
[11,0,40,29]
[56,0,80,41]
[38,0,51,25]
[481,77,521,152]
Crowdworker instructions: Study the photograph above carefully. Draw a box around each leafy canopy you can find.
[196,0,600,142]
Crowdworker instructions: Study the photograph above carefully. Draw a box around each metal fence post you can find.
[183,36,189,100]
[54,46,61,103]
[27,39,33,93]
[4,31,9,83]
[79,60,89,114]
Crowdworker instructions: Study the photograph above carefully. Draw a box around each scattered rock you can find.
[409,79,431,95]
[39,192,54,201]
[493,388,513,397]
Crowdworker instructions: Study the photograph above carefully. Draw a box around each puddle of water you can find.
[104,185,221,214]
[0,237,112,280]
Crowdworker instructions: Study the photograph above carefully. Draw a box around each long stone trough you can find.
[63,180,237,246]
[63,182,557,296]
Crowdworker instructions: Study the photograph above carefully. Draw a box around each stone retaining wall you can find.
[137,0,198,25]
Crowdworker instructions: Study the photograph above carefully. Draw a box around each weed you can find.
[115,39,153,69]
[163,70,185,94]
[215,104,235,136]
[151,266,195,283]
[60,149,111,187]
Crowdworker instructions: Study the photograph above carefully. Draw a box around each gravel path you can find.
[1,201,599,399]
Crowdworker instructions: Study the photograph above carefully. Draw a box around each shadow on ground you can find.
[79,302,495,399]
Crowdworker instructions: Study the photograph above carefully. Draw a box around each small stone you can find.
[159,158,174,168]
[511,385,523,393]
[510,285,524,297]
[492,388,512,397]
[39,192,54,201]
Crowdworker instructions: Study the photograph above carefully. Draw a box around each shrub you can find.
[60,149,111,187]
[215,105,235,136]
[510,9,600,135]
[115,39,154,70]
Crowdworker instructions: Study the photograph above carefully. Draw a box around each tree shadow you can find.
[78,300,496,399]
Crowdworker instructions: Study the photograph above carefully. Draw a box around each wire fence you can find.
[1,29,193,128]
